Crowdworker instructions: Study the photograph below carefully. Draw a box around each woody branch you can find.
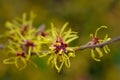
[74,35,120,51]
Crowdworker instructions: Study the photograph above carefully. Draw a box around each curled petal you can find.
[15,57,20,69]
[95,26,107,37]
[54,55,59,71]
[103,45,110,54]
[66,36,78,43]
[16,30,26,40]
[91,49,101,61]
[38,52,50,57]
[29,60,38,68]
[51,23,57,39]
[95,48,103,57]
[105,45,110,52]
[60,22,68,36]
[57,62,64,73]
[57,54,65,72]
[103,46,108,54]
[104,34,108,40]
[64,29,71,41]
[90,33,94,38]
[64,54,70,68]
[19,57,27,71]
[15,57,27,71]
[22,13,27,24]
[26,47,32,60]
[47,53,54,65]
[68,52,75,57]
[67,47,74,51]
[29,11,36,24]
[3,57,15,64]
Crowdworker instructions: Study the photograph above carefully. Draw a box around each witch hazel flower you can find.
[88,26,111,61]
[3,40,37,70]
[3,12,50,70]
[46,22,78,72]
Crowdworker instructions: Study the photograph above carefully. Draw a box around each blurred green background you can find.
[0,0,120,80]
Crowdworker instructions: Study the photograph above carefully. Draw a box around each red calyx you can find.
[54,36,68,53]
[24,40,35,48]
[21,25,28,35]
[93,37,99,44]
[17,52,26,58]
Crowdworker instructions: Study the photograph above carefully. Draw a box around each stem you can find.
[74,36,120,51]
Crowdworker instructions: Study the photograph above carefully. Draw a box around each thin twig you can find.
[74,36,120,51]
[0,44,5,49]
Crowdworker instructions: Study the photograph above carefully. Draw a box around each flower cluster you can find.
[47,23,78,72]
[3,12,49,70]
[89,26,111,61]
[2,13,78,72]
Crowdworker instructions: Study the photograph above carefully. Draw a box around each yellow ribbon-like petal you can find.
[91,49,101,61]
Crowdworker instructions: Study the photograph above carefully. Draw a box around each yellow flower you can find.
[46,22,78,72]
[3,12,49,70]
[89,26,111,61]
[3,41,37,70]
